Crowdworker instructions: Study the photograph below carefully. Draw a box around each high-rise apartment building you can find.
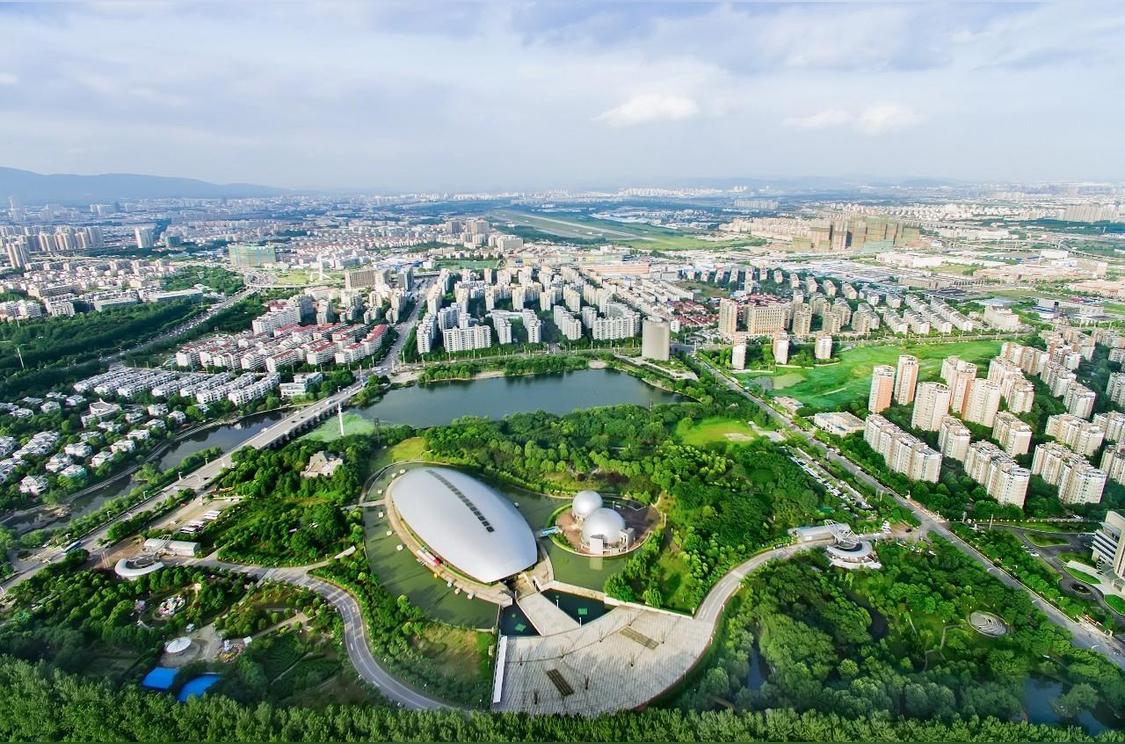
[772,332,790,366]
[965,441,1030,507]
[864,414,942,482]
[718,298,739,341]
[938,416,971,462]
[814,333,833,361]
[895,354,919,405]
[790,304,812,337]
[731,343,746,370]
[992,411,1033,456]
[1095,411,1125,442]
[1032,442,1107,504]
[941,357,978,413]
[1064,383,1097,419]
[1046,413,1105,457]
[1101,445,1125,486]
[641,319,671,362]
[746,298,787,336]
[962,379,1002,427]
[868,365,895,414]
[1007,379,1036,413]
[911,382,952,432]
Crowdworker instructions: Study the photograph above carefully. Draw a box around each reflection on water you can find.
[66,409,289,521]
[1022,676,1119,734]
[358,368,679,428]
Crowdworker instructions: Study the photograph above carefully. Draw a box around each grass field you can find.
[742,339,1002,412]
[491,209,759,251]
[675,416,758,447]
[369,436,428,472]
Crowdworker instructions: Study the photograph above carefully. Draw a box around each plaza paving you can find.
[495,604,711,715]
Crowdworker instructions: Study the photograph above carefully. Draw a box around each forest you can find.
[0,655,1113,742]
[679,538,1125,729]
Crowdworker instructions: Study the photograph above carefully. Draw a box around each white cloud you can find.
[855,103,923,134]
[596,94,699,127]
[0,73,18,86]
[782,104,922,135]
[782,109,853,130]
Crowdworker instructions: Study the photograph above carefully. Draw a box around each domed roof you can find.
[571,490,603,518]
[582,507,626,545]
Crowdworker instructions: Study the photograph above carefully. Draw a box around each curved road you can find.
[197,558,451,710]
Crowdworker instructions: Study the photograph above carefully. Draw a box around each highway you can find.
[696,355,1125,669]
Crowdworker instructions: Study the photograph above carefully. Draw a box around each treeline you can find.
[0,655,1114,742]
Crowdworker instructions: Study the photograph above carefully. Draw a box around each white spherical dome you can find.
[571,490,603,519]
[581,507,626,546]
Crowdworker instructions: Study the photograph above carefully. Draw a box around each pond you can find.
[357,368,680,428]
[540,589,610,626]
[1022,676,1120,734]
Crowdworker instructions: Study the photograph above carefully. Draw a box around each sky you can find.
[0,1,1122,191]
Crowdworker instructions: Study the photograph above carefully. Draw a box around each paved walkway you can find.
[517,593,580,635]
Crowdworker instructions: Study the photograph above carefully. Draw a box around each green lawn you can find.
[742,339,1002,413]
[1106,595,1125,614]
[491,209,759,251]
[1025,532,1070,547]
[1064,564,1102,586]
[675,416,758,447]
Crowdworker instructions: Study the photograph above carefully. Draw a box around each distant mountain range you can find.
[0,167,285,204]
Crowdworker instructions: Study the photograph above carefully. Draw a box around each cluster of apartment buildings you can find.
[863,414,942,482]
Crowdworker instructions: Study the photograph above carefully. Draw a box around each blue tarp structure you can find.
[177,673,221,702]
[140,666,178,691]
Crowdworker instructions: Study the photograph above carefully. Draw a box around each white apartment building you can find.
[992,411,1033,456]
[1046,413,1105,457]
[911,382,952,432]
[941,357,978,413]
[962,379,1002,427]
[1101,444,1125,486]
[1032,442,1107,504]
[895,355,919,405]
[965,440,1030,507]
[1095,411,1125,442]
[442,324,492,353]
[864,414,942,482]
[1063,383,1097,419]
[938,416,972,462]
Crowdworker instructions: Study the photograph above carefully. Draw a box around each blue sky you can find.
[0,1,1121,190]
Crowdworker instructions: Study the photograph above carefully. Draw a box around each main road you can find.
[697,355,1125,669]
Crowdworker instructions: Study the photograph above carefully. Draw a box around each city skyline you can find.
[0,1,1122,191]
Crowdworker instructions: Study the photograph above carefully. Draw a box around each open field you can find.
[491,209,757,251]
[675,416,759,447]
[742,339,1002,412]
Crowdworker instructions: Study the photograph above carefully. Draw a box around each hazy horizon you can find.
[1,1,1122,191]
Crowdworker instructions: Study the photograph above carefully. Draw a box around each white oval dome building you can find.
[581,507,627,549]
[571,490,603,519]
[389,467,537,584]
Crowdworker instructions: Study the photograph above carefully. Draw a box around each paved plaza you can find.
[494,605,711,715]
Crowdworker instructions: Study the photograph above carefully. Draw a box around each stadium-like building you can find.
[389,467,537,584]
